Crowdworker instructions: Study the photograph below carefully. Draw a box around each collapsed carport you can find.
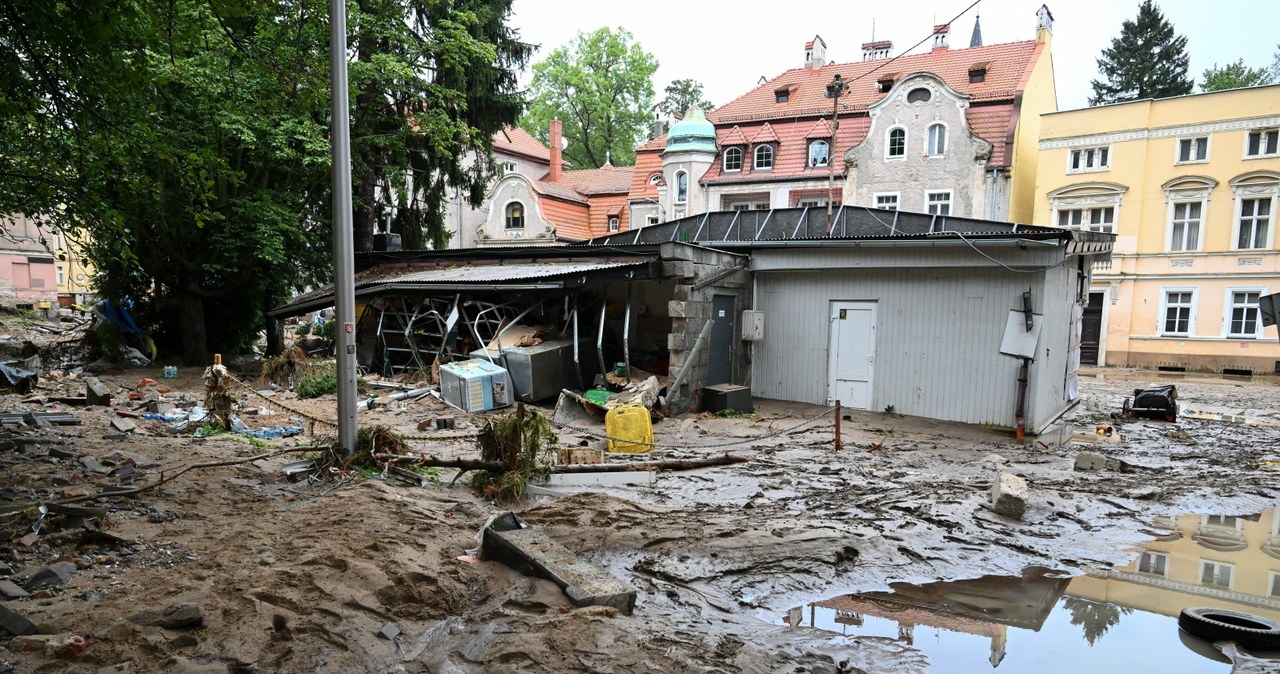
[269,244,749,411]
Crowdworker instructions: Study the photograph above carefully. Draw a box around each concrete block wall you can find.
[660,243,752,414]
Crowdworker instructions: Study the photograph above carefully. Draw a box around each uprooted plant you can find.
[471,406,559,503]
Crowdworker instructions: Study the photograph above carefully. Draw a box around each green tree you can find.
[1089,0,1192,106]
[1063,597,1131,646]
[523,27,658,168]
[1200,59,1275,92]
[347,0,530,251]
[660,79,714,117]
[1,0,530,361]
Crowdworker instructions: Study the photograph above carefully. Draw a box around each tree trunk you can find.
[178,290,209,365]
[264,290,284,356]
[354,167,377,252]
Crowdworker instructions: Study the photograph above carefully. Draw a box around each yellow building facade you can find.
[1035,86,1280,373]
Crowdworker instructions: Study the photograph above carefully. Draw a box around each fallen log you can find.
[370,452,748,473]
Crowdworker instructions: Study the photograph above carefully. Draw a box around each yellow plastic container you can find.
[605,405,654,454]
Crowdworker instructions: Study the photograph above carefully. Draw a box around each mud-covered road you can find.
[2,366,1278,673]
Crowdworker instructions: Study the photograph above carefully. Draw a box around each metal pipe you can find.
[494,303,539,356]
[667,319,714,407]
[597,302,607,382]
[834,400,842,451]
[622,288,632,384]
[572,294,582,390]
[328,0,357,453]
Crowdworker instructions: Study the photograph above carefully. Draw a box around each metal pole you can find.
[834,400,842,451]
[825,74,843,231]
[329,0,357,453]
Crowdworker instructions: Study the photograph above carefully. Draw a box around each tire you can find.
[1178,607,1280,652]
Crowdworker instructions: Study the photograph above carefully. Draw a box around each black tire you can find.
[1178,607,1280,652]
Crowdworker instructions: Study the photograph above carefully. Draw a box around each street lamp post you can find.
[824,73,847,232]
[329,0,357,453]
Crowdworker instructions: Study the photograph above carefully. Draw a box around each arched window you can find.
[808,140,829,167]
[887,128,906,158]
[675,171,688,204]
[927,123,946,156]
[723,147,743,172]
[754,144,774,170]
[504,202,524,229]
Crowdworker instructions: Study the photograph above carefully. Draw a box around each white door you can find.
[827,301,877,409]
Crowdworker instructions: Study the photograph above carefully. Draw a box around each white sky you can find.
[508,0,1279,112]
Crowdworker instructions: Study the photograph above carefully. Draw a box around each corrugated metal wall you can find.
[751,246,1075,430]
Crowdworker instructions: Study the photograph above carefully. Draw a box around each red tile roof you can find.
[628,144,665,200]
[804,119,833,139]
[531,181,587,204]
[749,123,780,144]
[493,126,551,163]
[720,126,749,146]
[544,165,634,196]
[966,103,1018,166]
[636,134,668,152]
[709,40,1040,125]
[702,117,870,184]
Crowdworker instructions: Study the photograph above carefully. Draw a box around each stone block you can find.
[378,623,400,640]
[0,579,30,599]
[129,603,204,629]
[990,472,1028,520]
[668,300,689,318]
[25,561,76,590]
[0,604,40,636]
[673,285,692,301]
[86,378,112,406]
[1074,452,1106,471]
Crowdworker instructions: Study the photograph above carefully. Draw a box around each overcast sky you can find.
[508,0,1279,113]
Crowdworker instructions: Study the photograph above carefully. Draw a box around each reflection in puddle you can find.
[783,505,1280,671]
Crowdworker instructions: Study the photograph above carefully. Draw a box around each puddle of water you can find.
[780,506,1280,672]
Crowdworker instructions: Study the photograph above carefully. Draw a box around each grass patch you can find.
[294,363,369,399]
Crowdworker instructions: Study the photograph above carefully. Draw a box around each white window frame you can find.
[56,265,65,287]
[1199,559,1235,590]
[1270,570,1280,598]
[808,140,829,167]
[925,190,952,216]
[675,170,688,204]
[722,147,742,172]
[503,201,525,229]
[797,198,826,208]
[1137,550,1169,578]
[1056,206,1115,233]
[754,145,774,170]
[501,161,518,174]
[1176,136,1210,164]
[1231,176,1278,250]
[886,126,907,160]
[1223,287,1266,339]
[1067,145,1111,174]
[1244,128,1279,159]
[1159,287,1198,337]
[874,192,899,211]
[646,214,660,226]
[607,216,620,232]
[926,122,947,157]
[1167,199,1205,252]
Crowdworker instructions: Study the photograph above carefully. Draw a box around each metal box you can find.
[741,310,764,341]
[440,359,512,412]
[702,384,753,414]
[471,338,592,403]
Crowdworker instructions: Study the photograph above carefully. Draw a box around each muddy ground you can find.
[2,335,1279,672]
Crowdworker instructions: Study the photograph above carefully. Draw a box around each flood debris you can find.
[1121,384,1178,421]
[0,605,39,636]
[128,603,204,630]
[0,361,38,395]
[1073,451,1134,472]
[991,472,1029,519]
[481,512,637,614]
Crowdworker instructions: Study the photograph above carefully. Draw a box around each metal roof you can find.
[271,256,660,318]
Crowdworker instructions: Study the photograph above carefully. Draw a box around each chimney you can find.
[1036,4,1054,43]
[805,35,827,70]
[549,118,562,182]
[861,40,893,61]
[651,113,665,141]
[932,23,950,51]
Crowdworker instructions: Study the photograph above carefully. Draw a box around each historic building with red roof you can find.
[691,4,1057,223]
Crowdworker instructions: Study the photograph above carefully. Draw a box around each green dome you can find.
[665,107,717,154]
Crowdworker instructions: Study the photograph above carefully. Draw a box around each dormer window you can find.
[723,147,743,172]
[504,202,524,229]
[774,86,793,104]
[754,145,774,170]
[968,63,989,84]
[877,78,894,93]
[608,216,620,232]
[808,140,829,167]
